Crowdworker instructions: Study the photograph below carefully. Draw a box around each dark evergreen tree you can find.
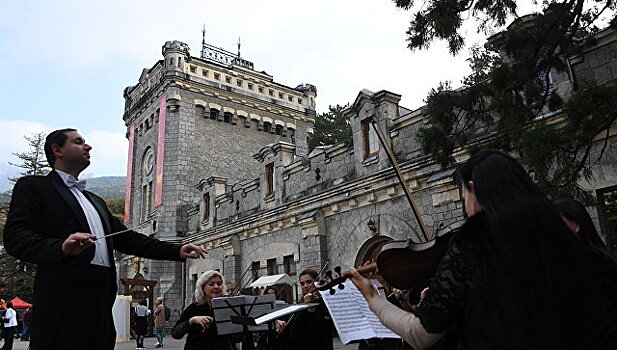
[308,104,352,151]
[0,132,49,301]
[393,0,617,199]
[9,132,50,184]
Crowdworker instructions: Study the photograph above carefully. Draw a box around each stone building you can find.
[118,29,617,321]
[118,36,317,319]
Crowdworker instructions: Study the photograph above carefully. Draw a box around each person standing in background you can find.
[19,308,29,341]
[134,300,150,350]
[1,302,17,350]
[153,297,166,348]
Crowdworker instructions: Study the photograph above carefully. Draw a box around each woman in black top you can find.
[284,269,332,350]
[350,150,610,350]
[554,198,617,348]
[172,270,235,350]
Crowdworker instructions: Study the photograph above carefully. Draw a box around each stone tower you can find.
[118,38,317,317]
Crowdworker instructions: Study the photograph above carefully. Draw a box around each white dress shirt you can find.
[56,170,110,267]
[3,308,17,328]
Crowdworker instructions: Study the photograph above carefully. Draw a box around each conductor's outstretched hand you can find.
[180,243,207,259]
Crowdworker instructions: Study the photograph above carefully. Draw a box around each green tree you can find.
[392,0,617,199]
[308,104,352,151]
[0,132,49,301]
[105,198,125,222]
[9,131,50,184]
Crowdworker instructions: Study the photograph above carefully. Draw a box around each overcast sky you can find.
[0,0,506,192]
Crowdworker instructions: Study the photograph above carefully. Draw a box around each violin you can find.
[317,220,464,294]
[317,120,465,294]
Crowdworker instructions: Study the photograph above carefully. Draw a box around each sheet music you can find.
[212,294,277,335]
[253,303,319,324]
[320,280,400,344]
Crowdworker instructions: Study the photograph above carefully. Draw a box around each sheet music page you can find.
[320,280,400,344]
[253,303,319,324]
[320,280,376,344]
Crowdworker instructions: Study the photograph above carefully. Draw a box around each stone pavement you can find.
[9,336,358,350]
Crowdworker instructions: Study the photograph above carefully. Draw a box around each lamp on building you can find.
[367,219,377,233]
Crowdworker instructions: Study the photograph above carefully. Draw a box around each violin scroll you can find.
[317,264,377,294]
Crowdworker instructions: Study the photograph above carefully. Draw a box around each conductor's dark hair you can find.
[139,299,147,306]
[458,149,593,346]
[6,302,12,309]
[45,128,77,166]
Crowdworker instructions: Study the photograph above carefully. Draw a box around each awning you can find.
[0,297,33,309]
[249,274,296,289]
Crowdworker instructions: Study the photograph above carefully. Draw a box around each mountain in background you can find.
[0,176,126,203]
[85,176,126,200]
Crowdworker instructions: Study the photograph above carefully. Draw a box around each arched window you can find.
[263,122,272,133]
[223,112,233,123]
[275,124,283,136]
[195,105,205,118]
[210,108,220,120]
[141,148,155,219]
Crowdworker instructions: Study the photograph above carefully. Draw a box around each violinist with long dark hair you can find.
[349,150,612,350]
[284,268,333,350]
[554,198,617,348]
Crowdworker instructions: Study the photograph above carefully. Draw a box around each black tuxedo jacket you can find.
[4,170,182,349]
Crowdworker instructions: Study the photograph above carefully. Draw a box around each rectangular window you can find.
[259,86,264,93]
[189,65,196,73]
[202,193,210,221]
[268,89,274,96]
[362,118,380,157]
[214,73,220,80]
[248,83,253,90]
[265,162,275,195]
[237,80,243,87]
[225,76,232,84]
[191,274,198,299]
[142,181,153,218]
[202,69,209,77]
[298,98,303,104]
[267,258,278,275]
[251,261,260,281]
[598,185,617,254]
[288,96,293,102]
[278,92,284,99]
[283,255,296,276]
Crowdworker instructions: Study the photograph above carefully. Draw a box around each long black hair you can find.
[458,150,592,347]
[554,198,606,248]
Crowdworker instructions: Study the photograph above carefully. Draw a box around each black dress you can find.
[172,302,235,350]
[413,212,613,350]
[283,298,333,350]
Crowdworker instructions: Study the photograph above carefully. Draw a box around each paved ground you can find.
[8,336,358,350]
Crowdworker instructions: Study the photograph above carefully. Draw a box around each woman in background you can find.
[172,270,235,350]
[284,268,332,350]
[554,198,617,348]
[153,297,166,348]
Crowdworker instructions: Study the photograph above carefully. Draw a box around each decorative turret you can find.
[295,84,317,109]
[162,40,191,72]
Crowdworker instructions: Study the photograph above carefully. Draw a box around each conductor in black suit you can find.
[4,128,207,350]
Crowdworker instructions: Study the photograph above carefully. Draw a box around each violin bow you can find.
[370,120,431,241]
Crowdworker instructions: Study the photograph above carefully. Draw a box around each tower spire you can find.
[237,37,241,57]
[202,24,206,46]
